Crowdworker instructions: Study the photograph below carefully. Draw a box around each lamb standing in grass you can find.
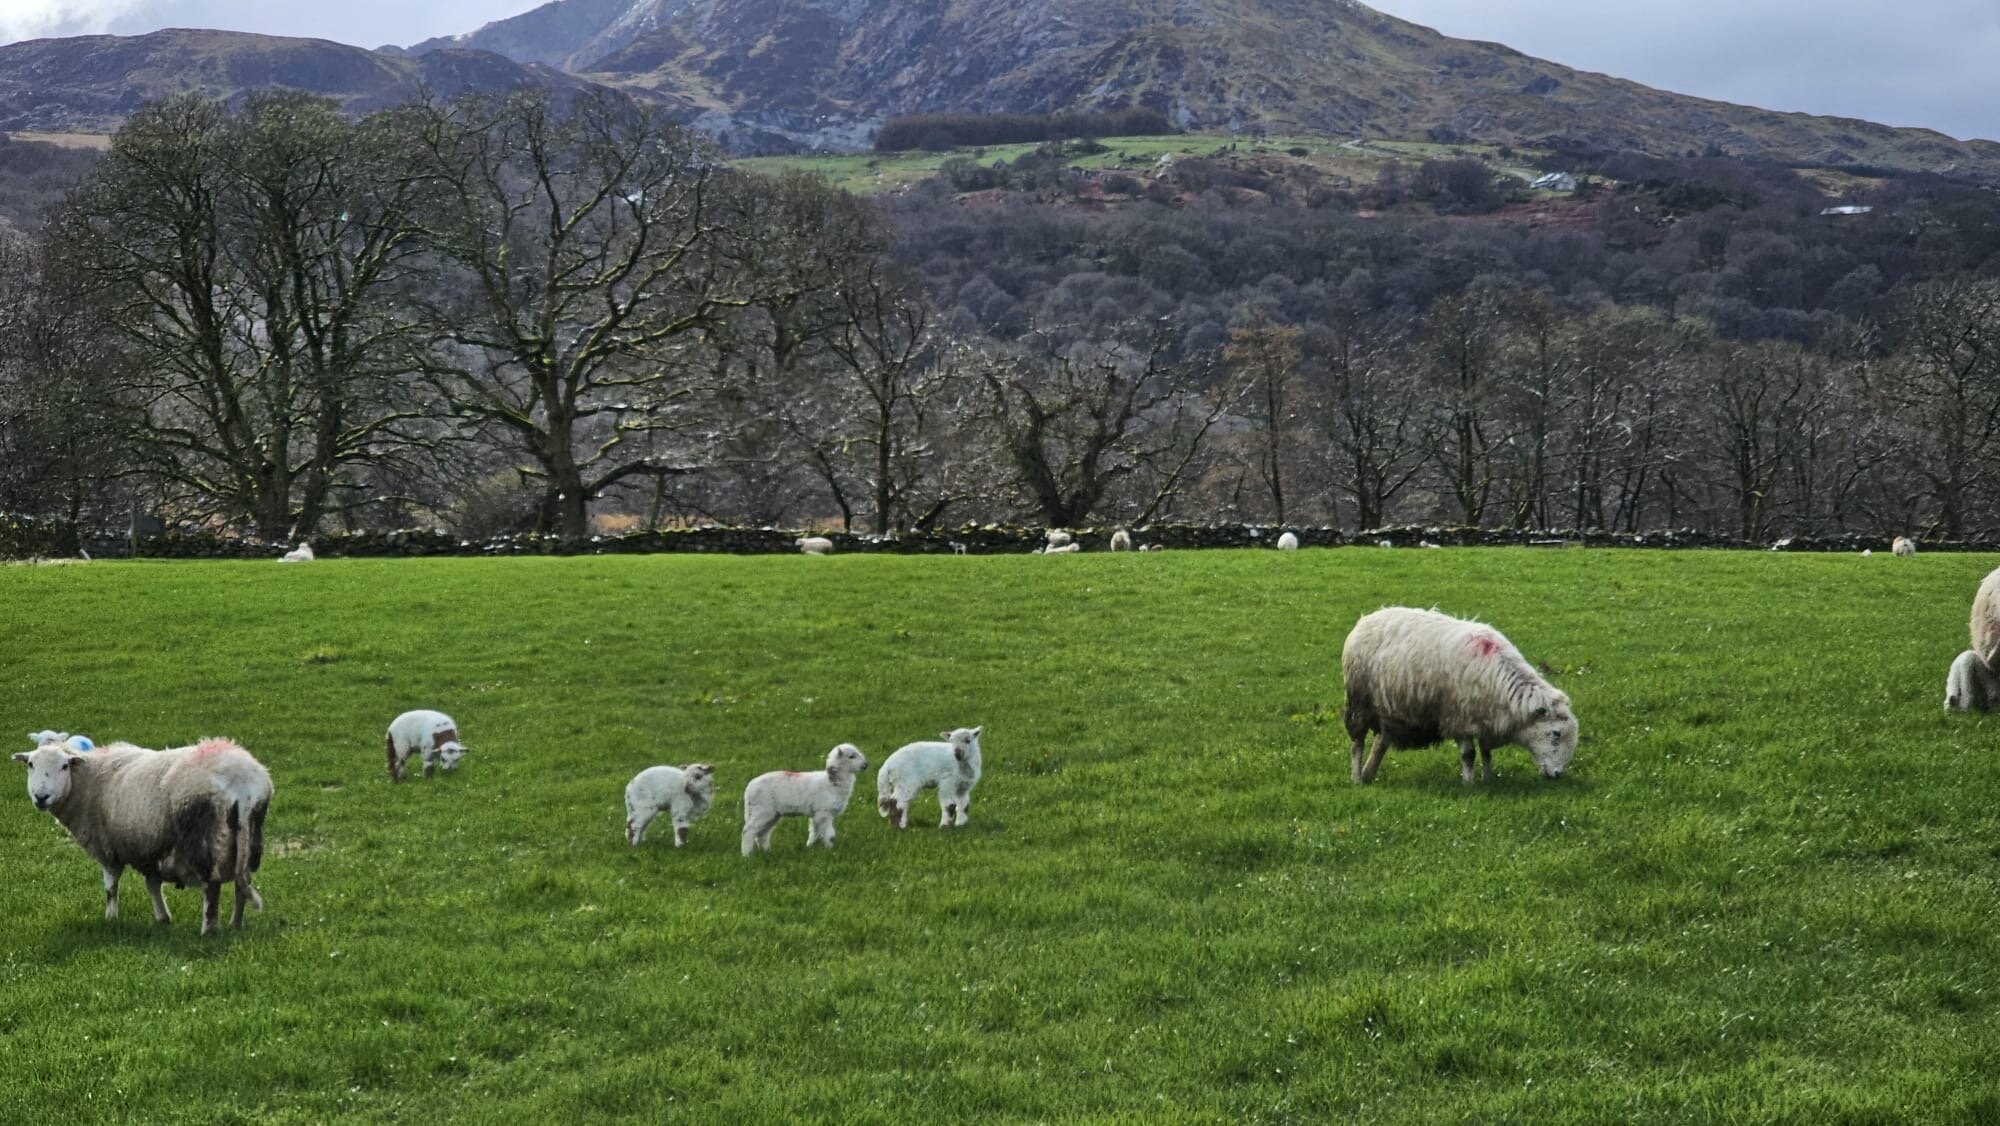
[624,763,716,846]
[877,726,984,829]
[13,737,271,934]
[741,743,868,855]
[1341,606,1577,784]
[385,709,466,781]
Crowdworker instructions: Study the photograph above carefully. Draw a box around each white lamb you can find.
[279,543,314,563]
[1044,542,1082,554]
[877,725,984,829]
[1110,529,1133,552]
[13,737,271,934]
[741,743,868,855]
[1277,531,1300,550]
[1045,529,1073,548]
[798,536,834,555]
[385,709,467,781]
[1341,606,1577,784]
[1893,536,1916,557]
[624,763,716,846]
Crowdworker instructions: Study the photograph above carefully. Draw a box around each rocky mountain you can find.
[0,28,618,135]
[415,0,2000,176]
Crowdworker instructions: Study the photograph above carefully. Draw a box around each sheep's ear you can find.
[940,730,951,740]
[971,725,983,738]
[11,752,30,764]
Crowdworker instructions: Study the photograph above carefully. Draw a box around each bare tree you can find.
[1877,277,2000,537]
[1418,290,1506,525]
[46,92,433,539]
[1306,309,1429,531]
[1224,316,1304,524]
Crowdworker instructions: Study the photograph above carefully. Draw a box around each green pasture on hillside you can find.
[2,549,1997,1122]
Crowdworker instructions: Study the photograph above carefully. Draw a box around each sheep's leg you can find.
[230,877,252,929]
[939,796,955,829]
[1478,739,1495,782]
[386,736,402,782]
[422,750,436,780]
[199,881,220,935]
[100,864,122,920]
[673,818,689,847]
[144,874,172,924]
[628,809,655,847]
[1458,738,1478,784]
[955,790,971,827]
[1358,734,1390,783]
[1350,733,1366,783]
[811,812,837,848]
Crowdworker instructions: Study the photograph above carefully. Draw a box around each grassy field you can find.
[736,133,1551,195]
[3,549,1998,1122]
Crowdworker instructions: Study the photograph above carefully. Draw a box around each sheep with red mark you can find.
[624,763,716,846]
[1341,606,1577,784]
[12,737,271,934]
[385,709,466,781]
[877,726,983,829]
[741,743,868,855]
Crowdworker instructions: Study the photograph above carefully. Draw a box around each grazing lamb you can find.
[1341,606,1577,784]
[278,543,314,563]
[1045,529,1073,548]
[27,730,94,752]
[13,737,271,934]
[798,536,834,555]
[385,709,466,781]
[1277,531,1300,551]
[1110,529,1133,552]
[1945,650,2000,713]
[877,726,984,829]
[624,763,716,846]
[1893,536,1916,557]
[741,743,868,855]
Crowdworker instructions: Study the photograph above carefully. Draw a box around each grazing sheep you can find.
[1045,529,1073,548]
[385,709,466,782]
[278,543,314,563]
[1276,531,1299,551]
[949,541,968,555]
[1972,566,2000,670]
[741,743,868,855]
[1110,529,1133,552]
[13,737,271,934]
[877,726,984,829]
[1377,539,1394,549]
[1044,542,1082,554]
[798,536,834,555]
[1140,543,1165,552]
[28,730,94,752]
[624,763,716,846]
[1341,606,1577,784]
[1862,549,1873,557]
[1893,536,1916,557]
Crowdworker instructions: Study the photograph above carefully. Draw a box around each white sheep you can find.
[1110,529,1133,552]
[1045,529,1073,548]
[798,536,834,555]
[1945,650,2000,712]
[27,730,94,752]
[13,737,271,934]
[877,726,984,829]
[1893,536,1916,557]
[385,709,466,782]
[741,743,868,855]
[1276,531,1300,551]
[278,543,314,563]
[1044,542,1082,554]
[624,763,716,846]
[1341,606,1577,784]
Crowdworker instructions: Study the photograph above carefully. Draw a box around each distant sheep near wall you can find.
[1893,536,1916,557]
[1044,542,1082,554]
[798,536,834,555]
[278,543,314,563]
[1110,529,1133,552]
[1341,607,1576,784]
[1045,530,1073,549]
[13,737,271,934]
[1277,531,1299,550]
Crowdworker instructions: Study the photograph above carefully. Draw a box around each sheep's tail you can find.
[235,797,268,910]
[875,765,895,815]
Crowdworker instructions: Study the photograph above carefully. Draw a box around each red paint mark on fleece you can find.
[779,770,804,777]
[1468,635,1500,659]
[193,738,240,757]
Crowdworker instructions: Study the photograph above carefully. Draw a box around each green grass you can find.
[3,549,1998,1122]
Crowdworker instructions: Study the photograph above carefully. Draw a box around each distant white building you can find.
[1819,205,1873,216]
[1529,171,1576,192]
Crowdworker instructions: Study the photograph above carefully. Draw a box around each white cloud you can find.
[0,0,151,42]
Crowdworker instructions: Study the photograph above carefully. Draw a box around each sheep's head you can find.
[13,744,82,810]
[1518,696,1577,779]
[436,738,466,772]
[683,763,716,796]
[943,725,984,764]
[826,743,867,776]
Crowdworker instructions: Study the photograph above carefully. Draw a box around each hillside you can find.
[0,28,622,134]
[416,0,2000,176]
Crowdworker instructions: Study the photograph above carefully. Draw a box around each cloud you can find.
[0,0,151,42]
[1,0,534,49]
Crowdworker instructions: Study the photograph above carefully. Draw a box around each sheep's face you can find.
[437,741,465,772]
[826,743,868,775]
[684,763,715,795]
[1519,700,1577,779]
[13,745,79,810]
[943,726,984,764]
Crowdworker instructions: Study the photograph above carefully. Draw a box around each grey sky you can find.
[3,0,1995,143]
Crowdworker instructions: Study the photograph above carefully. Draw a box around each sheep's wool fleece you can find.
[1342,607,1565,739]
